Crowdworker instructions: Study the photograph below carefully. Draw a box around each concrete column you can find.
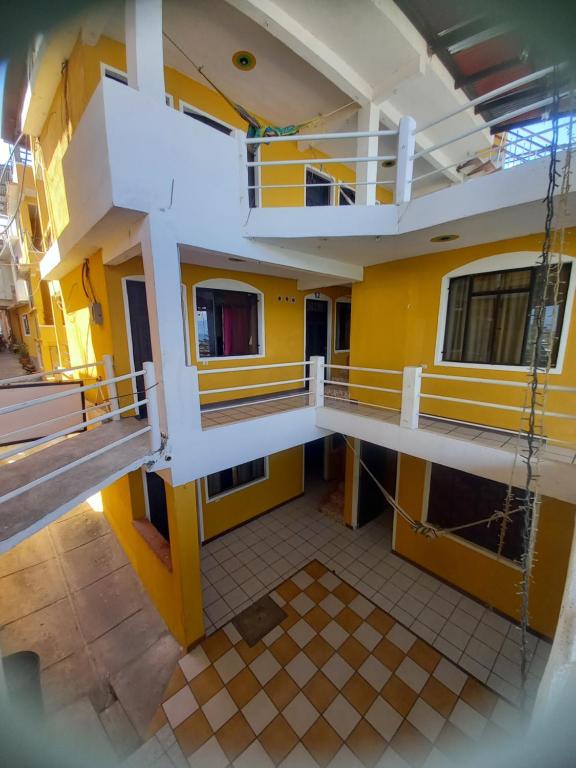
[308,356,325,407]
[395,116,416,204]
[140,215,200,483]
[400,365,422,429]
[125,0,165,103]
[356,103,380,206]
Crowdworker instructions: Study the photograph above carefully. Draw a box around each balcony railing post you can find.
[395,116,416,204]
[401,366,422,429]
[308,356,325,407]
[189,366,202,432]
[103,354,120,421]
[143,361,161,452]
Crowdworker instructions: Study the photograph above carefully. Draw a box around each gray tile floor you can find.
[0,501,180,756]
[200,483,551,709]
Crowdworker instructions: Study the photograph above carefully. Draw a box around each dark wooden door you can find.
[357,442,398,527]
[126,280,152,418]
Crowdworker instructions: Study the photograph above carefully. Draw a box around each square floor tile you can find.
[328,744,364,768]
[365,696,403,741]
[288,619,316,648]
[302,715,343,766]
[188,736,229,768]
[322,653,355,689]
[241,690,277,735]
[223,622,242,645]
[433,658,467,695]
[285,652,317,688]
[202,688,238,732]
[321,621,349,649]
[358,655,391,691]
[348,594,373,619]
[449,699,487,740]
[292,571,314,591]
[319,572,342,591]
[292,592,315,616]
[282,692,320,738]
[163,686,198,729]
[396,658,429,693]
[215,712,255,763]
[303,671,339,713]
[259,714,299,764]
[324,693,361,739]
[279,742,320,768]
[387,624,417,652]
[320,594,346,617]
[250,649,281,686]
[179,647,210,682]
[354,622,382,651]
[407,698,446,741]
[215,648,246,684]
[234,739,275,768]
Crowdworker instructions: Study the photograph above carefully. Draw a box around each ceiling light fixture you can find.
[229,256,247,262]
[232,51,256,71]
[430,234,459,243]
[381,159,396,168]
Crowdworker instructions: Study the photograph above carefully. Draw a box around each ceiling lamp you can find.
[430,234,460,243]
[232,51,256,71]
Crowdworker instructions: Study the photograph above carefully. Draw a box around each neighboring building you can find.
[0,0,575,754]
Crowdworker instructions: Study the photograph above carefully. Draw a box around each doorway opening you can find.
[357,442,398,529]
[124,278,152,418]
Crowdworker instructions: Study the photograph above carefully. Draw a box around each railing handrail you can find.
[247,155,396,168]
[420,391,576,420]
[245,129,398,145]
[198,361,308,375]
[0,370,144,417]
[325,379,401,396]
[422,371,576,393]
[0,360,103,387]
[325,363,403,375]
[201,377,310,396]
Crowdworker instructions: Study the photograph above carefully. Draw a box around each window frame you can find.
[21,313,31,336]
[179,100,234,136]
[334,296,352,353]
[435,252,576,374]
[338,184,356,206]
[304,166,335,207]
[100,63,173,106]
[193,278,265,362]
[421,461,524,569]
[204,456,269,502]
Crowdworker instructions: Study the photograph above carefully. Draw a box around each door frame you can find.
[303,292,332,366]
[121,276,146,380]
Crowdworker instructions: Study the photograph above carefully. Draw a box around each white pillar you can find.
[125,0,165,103]
[532,521,576,724]
[143,361,161,452]
[356,103,380,206]
[395,116,416,204]
[400,365,422,429]
[308,356,325,407]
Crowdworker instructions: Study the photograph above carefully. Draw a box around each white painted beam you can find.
[125,0,166,103]
[356,104,379,206]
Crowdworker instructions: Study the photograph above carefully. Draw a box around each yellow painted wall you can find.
[201,446,303,540]
[349,231,576,441]
[394,453,575,638]
[102,471,204,647]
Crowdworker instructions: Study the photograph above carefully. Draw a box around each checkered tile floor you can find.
[199,489,550,708]
[139,561,522,768]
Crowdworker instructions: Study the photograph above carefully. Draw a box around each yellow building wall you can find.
[349,231,576,441]
[102,471,204,647]
[201,446,303,540]
[394,453,575,638]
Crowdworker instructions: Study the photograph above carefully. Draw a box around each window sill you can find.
[198,353,265,364]
[133,519,172,571]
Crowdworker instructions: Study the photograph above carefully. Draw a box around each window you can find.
[426,464,526,562]
[144,471,170,542]
[247,146,259,209]
[206,458,267,499]
[335,299,351,352]
[443,264,572,367]
[195,285,260,358]
[27,204,43,251]
[21,313,30,336]
[306,168,332,206]
[339,185,355,205]
[102,65,128,85]
[181,104,232,135]
[40,280,53,325]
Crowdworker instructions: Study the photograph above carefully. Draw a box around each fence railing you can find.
[0,355,161,504]
[245,65,568,207]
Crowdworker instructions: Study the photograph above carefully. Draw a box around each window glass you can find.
[427,464,524,561]
[306,169,332,206]
[104,68,128,85]
[183,107,232,135]
[339,186,355,205]
[335,301,351,351]
[443,263,571,366]
[207,458,266,498]
[145,471,170,542]
[196,287,259,358]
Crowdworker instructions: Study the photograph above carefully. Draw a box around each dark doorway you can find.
[125,279,152,418]
[357,442,398,527]
[305,298,329,360]
[144,471,170,542]
[305,437,326,486]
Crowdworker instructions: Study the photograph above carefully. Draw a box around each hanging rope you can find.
[163,30,357,138]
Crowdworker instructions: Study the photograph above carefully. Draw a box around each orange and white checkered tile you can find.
[144,561,522,768]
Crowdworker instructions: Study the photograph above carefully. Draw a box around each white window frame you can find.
[304,165,335,207]
[100,63,173,106]
[338,183,356,206]
[204,456,269,503]
[435,251,576,374]
[193,278,265,362]
[21,313,31,336]
[421,461,522,569]
[179,100,235,135]
[334,296,352,353]
[303,292,332,365]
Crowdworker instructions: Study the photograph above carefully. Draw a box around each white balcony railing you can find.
[245,65,567,207]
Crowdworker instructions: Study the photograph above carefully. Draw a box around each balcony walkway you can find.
[0,417,151,552]
[0,350,25,379]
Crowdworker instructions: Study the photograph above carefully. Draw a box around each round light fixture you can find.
[381,159,396,168]
[430,234,459,243]
[229,256,247,262]
[232,51,256,71]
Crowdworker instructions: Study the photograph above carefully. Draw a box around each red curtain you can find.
[223,306,250,356]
